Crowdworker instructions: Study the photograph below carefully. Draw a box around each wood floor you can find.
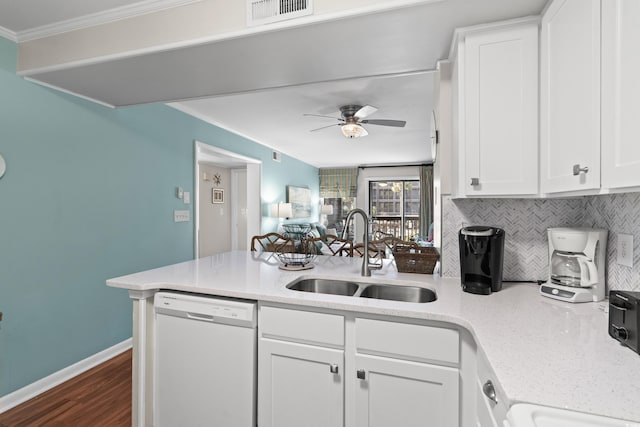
[0,350,132,427]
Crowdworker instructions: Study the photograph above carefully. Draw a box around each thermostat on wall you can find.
[0,154,5,179]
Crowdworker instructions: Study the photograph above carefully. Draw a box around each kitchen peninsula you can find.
[107,251,640,426]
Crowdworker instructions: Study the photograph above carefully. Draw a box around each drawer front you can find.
[355,318,459,365]
[260,305,344,347]
[477,350,508,424]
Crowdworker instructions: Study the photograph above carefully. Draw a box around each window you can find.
[369,180,421,240]
[319,168,357,237]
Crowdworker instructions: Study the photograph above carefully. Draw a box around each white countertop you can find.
[107,250,640,423]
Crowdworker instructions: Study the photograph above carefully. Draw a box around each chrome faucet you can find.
[341,208,381,277]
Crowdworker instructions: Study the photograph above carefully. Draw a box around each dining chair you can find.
[306,234,354,257]
[250,233,295,253]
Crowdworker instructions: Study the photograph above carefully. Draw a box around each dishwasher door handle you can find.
[186,312,215,322]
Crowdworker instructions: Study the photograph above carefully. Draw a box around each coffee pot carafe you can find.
[540,227,608,303]
[550,252,599,287]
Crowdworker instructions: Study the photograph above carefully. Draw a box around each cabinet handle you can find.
[482,380,498,404]
[356,369,366,380]
[470,177,479,186]
[572,164,589,176]
[610,303,627,312]
[329,364,339,374]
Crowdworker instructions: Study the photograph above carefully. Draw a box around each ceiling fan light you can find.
[341,123,366,138]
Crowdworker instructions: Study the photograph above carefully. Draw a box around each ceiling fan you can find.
[304,105,406,138]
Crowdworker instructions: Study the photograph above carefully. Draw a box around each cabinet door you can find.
[258,338,344,427]
[540,0,601,193]
[601,0,640,189]
[354,354,459,427]
[476,378,499,427]
[464,24,539,195]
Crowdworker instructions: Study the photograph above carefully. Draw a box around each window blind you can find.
[319,168,358,198]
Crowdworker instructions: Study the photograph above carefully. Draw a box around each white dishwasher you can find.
[154,292,257,427]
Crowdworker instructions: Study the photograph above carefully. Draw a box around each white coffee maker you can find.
[540,227,608,303]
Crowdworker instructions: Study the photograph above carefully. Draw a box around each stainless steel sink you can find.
[287,278,360,296]
[286,278,437,303]
[359,284,437,303]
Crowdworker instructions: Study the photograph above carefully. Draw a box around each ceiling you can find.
[0,0,549,168]
[171,71,435,168]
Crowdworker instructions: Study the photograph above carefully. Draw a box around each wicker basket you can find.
[392,242,439,274]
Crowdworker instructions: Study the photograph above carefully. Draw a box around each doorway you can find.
[194,141,261,258]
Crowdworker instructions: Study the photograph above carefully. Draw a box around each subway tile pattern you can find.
[441,193,640,292]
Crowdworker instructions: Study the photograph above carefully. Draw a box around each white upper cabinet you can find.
[601,0,640,189]
[453,19,539,197]
[540,0,601,194]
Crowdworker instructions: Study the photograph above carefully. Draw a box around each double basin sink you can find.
[286,278,436,303]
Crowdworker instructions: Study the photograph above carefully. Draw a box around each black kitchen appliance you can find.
[609,290,640,355]
[459,226,505,295]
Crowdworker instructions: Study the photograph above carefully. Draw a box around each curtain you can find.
[319,168,358,198]
[419,165,434,239]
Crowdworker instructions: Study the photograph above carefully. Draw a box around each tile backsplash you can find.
[441,193,640,292]
[584,193,640,291]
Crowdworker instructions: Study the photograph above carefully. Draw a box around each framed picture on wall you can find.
[212,189,224,204]
[287,185,311,218]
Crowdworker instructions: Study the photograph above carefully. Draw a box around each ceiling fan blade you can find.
[303,113,342,121]
[359,126,369,137]
[354,105,378,120]
[360,119,406,127]
[310,123,341,132]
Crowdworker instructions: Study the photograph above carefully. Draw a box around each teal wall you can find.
[0,36,318,396]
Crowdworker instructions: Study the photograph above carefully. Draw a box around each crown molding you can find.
[15,0,201,43]
[0,25,17,42]
[23,76,115,108]
[447,15,540,61]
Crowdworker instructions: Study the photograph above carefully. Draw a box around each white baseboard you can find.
[0,338,132,414]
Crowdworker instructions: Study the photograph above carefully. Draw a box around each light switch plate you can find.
[183,191,190,204]
[0,154,6,178]
[174,210,190,222]
[617,234,633,267]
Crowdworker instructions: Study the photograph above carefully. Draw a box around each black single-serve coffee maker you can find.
[459,226,505,295]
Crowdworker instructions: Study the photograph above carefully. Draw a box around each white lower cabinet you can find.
[258,304,461,427]
[354,354,459,427]
[475,351,508,427]
[259,339,344,427]
[476,378,498,427]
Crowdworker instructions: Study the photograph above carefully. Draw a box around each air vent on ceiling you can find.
[247,0,313,26]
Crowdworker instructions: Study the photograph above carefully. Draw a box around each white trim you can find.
[194,141,262,258]
[231,168,241,250]
[18,0,442,77]
[447,15,540,62]
[126,289,156,427]
[171,103,273,151]
[0,338,132,414]
[0,26,18,42]
[15,0,202,42]
[196,140,262,165]
[23,76,115,108]
[195,155,201,259]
